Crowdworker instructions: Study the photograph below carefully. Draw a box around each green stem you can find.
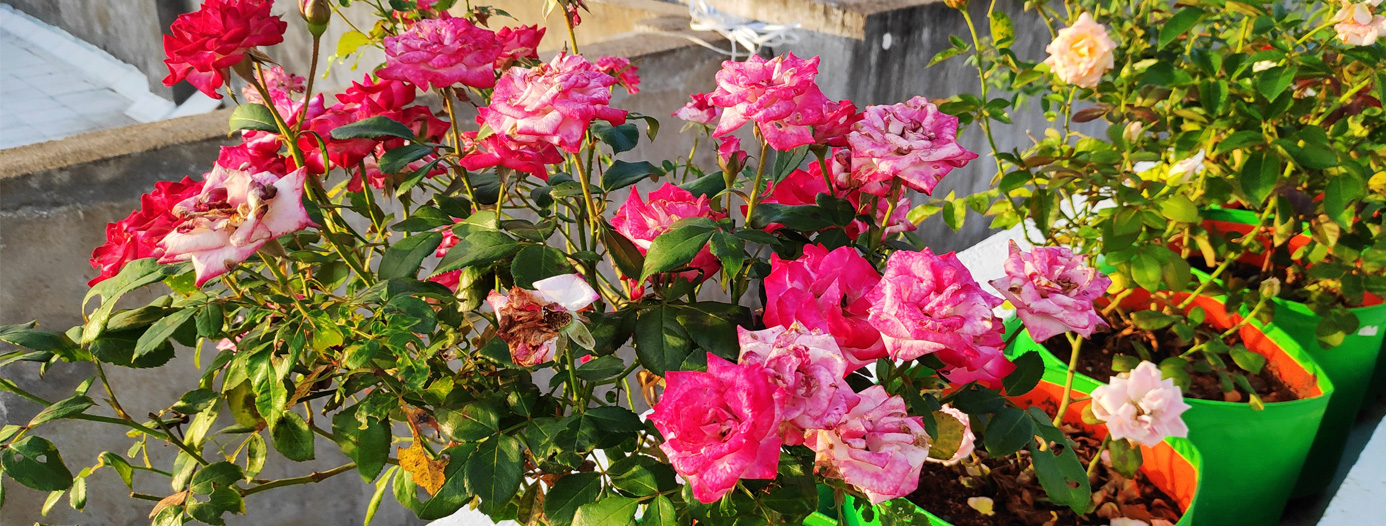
[239,463,356,497]
[742,139,772,226]
[1053,332,1083,427]
[1086,435,1111,478]
[442,90,479,208]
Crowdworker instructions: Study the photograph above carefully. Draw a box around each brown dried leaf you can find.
[398,440,448,495]
[149,490,189,518]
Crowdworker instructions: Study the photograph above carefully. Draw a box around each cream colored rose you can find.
[1334,2,1386,46]
[1044,13,1117,88]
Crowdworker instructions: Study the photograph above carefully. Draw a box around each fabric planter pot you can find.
[1197,208,1386,495]
[807,375,1203,526]
[1006,292,1334,526]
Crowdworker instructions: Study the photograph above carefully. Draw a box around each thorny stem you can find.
[151,412,211,466]
[239,463,356,497]
[1176,205,1276,310]
[1053,332,1084,427]
[562,3,580,54]
[94,361,131,420]
[295,34,322,129]
[250,62,305,168]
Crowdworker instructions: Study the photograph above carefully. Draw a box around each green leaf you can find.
[82,258,181,343]
[983,407,1034,457]
[134,309,196,360]
[269,411,315,461]
[190,462,243,494]
[1325,173,1365,228]
[1158,8,1204,49]
[336,30,371,56]
[332,411,389,482]
[69,473,87,510]
[989,10,1015,46]
[465,435,525,513]
[545,473,603,526]
[1028,438,1091,513]
[1238,151,1280,205]
[331,115,415,141]
[29,395,94,427]
[1108,438,1143,479]
[1130,251,1164,292]
[1,436,72,491]
[378,144,434,175]
[437,402,500,442]
[576,355,627,381]
[432,227,522,275]
[378,231,443,281]
[188,485,244,525]
[0,323,80,359]
[574,496,638,526]
[1130,310,1177,331]
[228,103,277,133]
[642,495,677,526]
[244,434,266,480]
[639,217,718,282]
[602,160,659,191]
[747,203,836,231]
[592,122,640,154]
[1214,130,1264,155]
[195,304,224,339]
[1229,344,1267,375]
[602,226,645,280]
[392,207,452,232]
[634,306,693,375]
[1002,352,1043,396]
[707,231,745,281]
[1257,65,1297,101]
[608,456,675,496]
[680,172,726,198]
[1160,195,1200,223]
[584,407,644,446]
[510,245,572,289]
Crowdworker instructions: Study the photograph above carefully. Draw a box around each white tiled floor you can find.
[0,29,136,149]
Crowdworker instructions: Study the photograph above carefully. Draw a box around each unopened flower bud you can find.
[945,0,968,9]
[1123,121,1144,143]
[300,0,331,36]
[1259,277,1282,299]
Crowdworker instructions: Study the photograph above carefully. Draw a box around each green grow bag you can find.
[1196,208,1386,495]
[806,374,1203,526]
[1005,293,1334,526]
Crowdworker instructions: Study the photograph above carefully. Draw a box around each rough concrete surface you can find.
[3,0,178,99]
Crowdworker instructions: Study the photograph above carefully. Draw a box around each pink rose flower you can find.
[866,249,1004,363]
[296,75,449,174]
[486,274,599,366]
[813,100,860,148]
[159,166,314,286]
[926,405,976,465]
[764,245,886,370]
[1043,13,1117,88]
[673,93,721,125]
[649,353,785,503]
[162,0,287,99]
[596,56,641,94]
[738,324,853,445]
[1090,361,1191,447]
[495,25,545,68]
[378,15,502,90]
[805,386,929,504]
[480,53,627,153]
[935,339,1014,389]
[708,53,832,151]
[1334,2,1386,46]
[847,97,977,196]
[459,131,564,180]
[216,142,288,176]
[610,183,723,285]
[990,242,1112,342]
[88,177,205,285]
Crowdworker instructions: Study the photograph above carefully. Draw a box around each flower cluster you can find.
[162,0,286,98]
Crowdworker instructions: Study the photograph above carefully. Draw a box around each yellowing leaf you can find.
[398,441,447,496]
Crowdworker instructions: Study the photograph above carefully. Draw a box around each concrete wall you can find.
[4,0,185,100]
[0,113,422,526]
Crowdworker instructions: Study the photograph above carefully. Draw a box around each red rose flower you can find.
[162,0,287,99]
